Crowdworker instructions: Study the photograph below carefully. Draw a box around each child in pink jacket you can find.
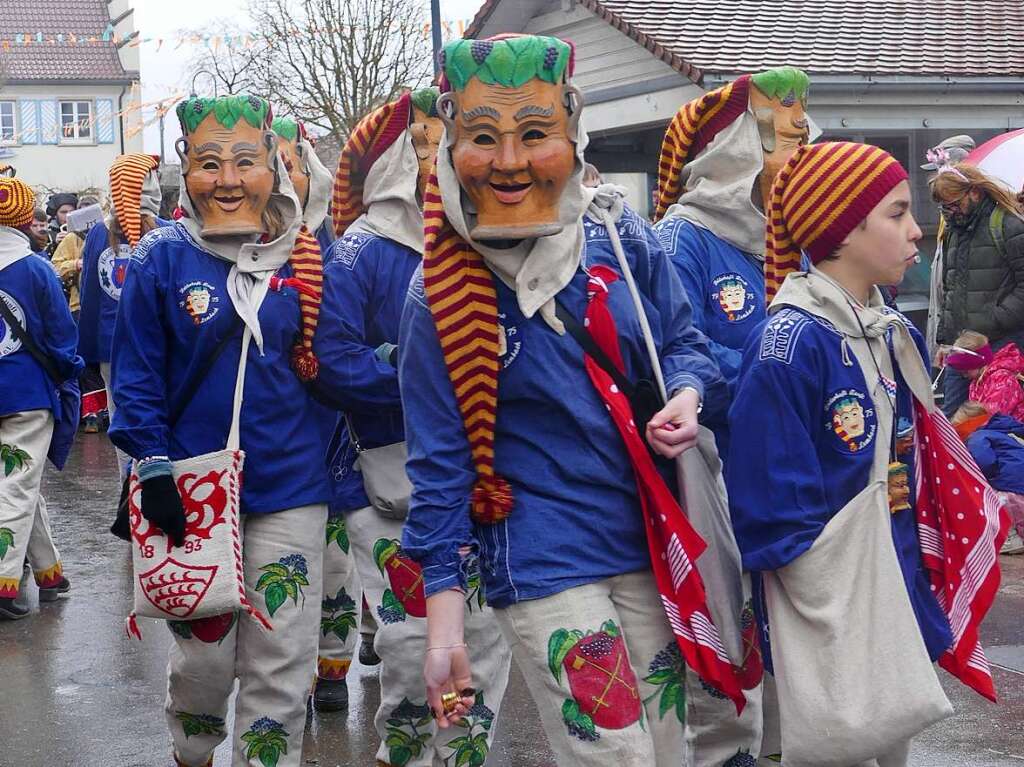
[949,330,1024,421]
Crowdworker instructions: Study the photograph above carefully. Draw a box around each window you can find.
[0,102,15,144]
[60,100,92,143]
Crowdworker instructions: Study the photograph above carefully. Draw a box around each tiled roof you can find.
[467,0,1024,80]
[0,0,133,83]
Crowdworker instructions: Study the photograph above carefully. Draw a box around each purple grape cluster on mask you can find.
[543,46,559,70]
[471,39,494,64]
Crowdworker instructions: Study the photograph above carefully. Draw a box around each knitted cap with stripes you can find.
[654,75,752,221]
[331,92,415,238]
[272,117,324,382]
[765,141,908,303]
[110,154,160,247]
[0,177,35,229]
[421,34,575,525]
[654,68,811,222]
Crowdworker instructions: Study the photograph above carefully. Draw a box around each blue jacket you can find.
[0,244,84,418]
[399,208,725,608]
[109,223,332,515]
[728,307,952,666]
[78,219,170,364]
[966,414,1024,494]
[654,219,766,388]
[654,219,767,456]
[314,231,421,514]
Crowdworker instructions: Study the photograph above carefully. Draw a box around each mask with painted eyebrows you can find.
[440,35,577,240]
[176,95,276,237]
[750,68,811,210]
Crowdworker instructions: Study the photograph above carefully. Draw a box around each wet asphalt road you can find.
[1,435,1022,766]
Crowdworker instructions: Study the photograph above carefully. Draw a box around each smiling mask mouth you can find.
[489,180,534,204]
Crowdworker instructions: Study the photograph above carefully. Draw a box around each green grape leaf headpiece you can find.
[177,94,273,135]
[751,68,810,107]
[271,117,300,143]
[440,35,573,92]
[410,87,441,118]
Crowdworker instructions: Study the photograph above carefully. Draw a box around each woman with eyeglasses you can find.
[929,163,1024,416]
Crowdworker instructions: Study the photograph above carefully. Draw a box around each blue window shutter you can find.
[96,99,115,144]
[39,100,58,144]
[18,100,38,144]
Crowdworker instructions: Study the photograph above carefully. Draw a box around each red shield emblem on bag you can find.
[178,469,230,540]
[138,557,218,618]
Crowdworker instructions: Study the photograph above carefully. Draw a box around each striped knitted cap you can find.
[654,69,811,222]
[110,153,160,247]
[332,92,413,237]
[0,177,35,229]
[765,141,908,302]
[654,76,752,221]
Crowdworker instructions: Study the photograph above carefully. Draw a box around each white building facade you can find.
[0,0,143,194]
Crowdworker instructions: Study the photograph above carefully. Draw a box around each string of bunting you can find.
[0,19,470,51]
[0,91,185,146]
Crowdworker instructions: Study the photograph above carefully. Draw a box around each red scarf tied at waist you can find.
[581,264,754,714]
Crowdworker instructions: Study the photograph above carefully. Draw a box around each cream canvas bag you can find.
[127,326,271,633]
[762,337,952,766]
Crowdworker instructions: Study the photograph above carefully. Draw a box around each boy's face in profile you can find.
[835,180,921,288]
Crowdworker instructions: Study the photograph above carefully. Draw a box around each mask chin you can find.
[470,221,565,241]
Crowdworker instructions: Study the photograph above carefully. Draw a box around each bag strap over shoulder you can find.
[0,297,62,383]
[226,326,252,451]
[167,314,242,427]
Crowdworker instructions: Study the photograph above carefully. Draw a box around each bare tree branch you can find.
[246,0,433,136]
[183,22,269,96]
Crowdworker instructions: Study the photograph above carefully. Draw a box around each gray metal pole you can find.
[431,0,443,76]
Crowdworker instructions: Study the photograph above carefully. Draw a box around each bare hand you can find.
[55,230,68,243]
[424,644,475,728]
[934,345,950,367]
[646,388,700,458]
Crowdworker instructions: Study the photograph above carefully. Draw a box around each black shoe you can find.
[0,597,29,620]
[313,677,349,712]
[359,638,381,666]
[38,576,70,602]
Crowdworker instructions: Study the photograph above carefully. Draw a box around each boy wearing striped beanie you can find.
[728,142,1006,764]
[397,34,742,767]
[0,177,83,619]
[311,87,513,763]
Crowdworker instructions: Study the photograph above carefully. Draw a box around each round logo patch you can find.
[824,388,877,454]
[497,313,522,370]
[0,290,25,358]
[711,273,756,323]
[177,280,220,325]
[98,244,133,300]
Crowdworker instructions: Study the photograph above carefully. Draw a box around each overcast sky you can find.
[134,0,483,158]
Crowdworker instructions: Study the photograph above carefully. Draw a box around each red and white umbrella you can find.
[966,128,1024,193]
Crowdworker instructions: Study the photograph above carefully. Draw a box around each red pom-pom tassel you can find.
[291,347,319,382]
[470,475,514,524]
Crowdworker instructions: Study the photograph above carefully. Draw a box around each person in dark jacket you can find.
[930,163,1024,415]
